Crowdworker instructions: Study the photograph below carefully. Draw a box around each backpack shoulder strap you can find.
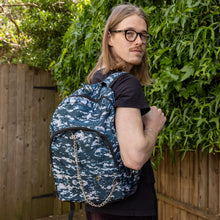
[103,72,127,87]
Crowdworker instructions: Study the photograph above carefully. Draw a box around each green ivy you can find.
[145,0,220,165]
[53,0,169,96]
[53,0,219,164]
[53,0,132,97]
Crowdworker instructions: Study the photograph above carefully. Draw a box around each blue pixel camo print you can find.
[50,72,140,207]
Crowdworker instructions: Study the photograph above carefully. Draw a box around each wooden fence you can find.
[0,64,72,220]
[0,64,219,220]
[154,150,220,220]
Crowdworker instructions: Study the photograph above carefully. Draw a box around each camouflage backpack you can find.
[50,72,140,207]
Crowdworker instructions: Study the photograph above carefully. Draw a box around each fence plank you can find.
[32,69,42,199]
[166,151,172,219]
[208,153,219,215]
[173,152,181,219]
[190,151,199,208]
[23,66,34,219]
[189,152,199,220]
[171,206,181,220]
[160,153,166,195]
[7,64,18,219]
[157,199,164,220]
[181,152,190,204]
[0,64,9,219]
[14,64,26,219]
[31,69,57,219]
[198,152,208,212]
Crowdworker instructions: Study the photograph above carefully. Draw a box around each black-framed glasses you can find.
[110,29,152,44]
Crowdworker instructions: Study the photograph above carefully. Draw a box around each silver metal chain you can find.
[72,134,118,207]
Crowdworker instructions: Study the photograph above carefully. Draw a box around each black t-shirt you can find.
[85,70,157,216]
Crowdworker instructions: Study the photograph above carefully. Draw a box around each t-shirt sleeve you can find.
[111,73,150,115]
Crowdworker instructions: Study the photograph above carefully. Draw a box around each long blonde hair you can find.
[87,4,151,85]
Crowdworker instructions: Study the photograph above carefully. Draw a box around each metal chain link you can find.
[72,134,118,207]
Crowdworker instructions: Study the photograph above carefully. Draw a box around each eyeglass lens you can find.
[125,30,150,43]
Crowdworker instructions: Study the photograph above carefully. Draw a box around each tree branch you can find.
[51,2,64,11]
[1,39,20,48]
[5,12,20,36]
[0,3,41,9]
[0,5,20,43]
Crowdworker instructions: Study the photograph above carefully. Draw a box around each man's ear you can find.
[108,32,113,46]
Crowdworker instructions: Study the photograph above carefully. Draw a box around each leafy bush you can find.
[0,0,25,62]
[54,0,219,163]
[145,0,220,163]
[53,0,167,95]
[0,0,73,68]
[53,0,128,96]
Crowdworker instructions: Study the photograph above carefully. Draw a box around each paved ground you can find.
[36,212,86,220]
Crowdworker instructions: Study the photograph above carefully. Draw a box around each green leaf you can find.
[209,118,220,130]
[180,65,194,81]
